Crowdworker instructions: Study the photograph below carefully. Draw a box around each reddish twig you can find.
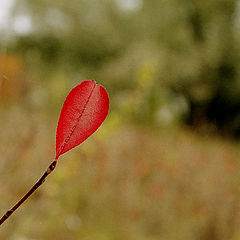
[0,160,57,226]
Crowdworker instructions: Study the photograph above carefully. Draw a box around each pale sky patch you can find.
[0,0,15,29]
[13,15,32,35]
[116,0,142,12]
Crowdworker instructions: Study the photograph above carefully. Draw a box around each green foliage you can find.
[3,0,240,134]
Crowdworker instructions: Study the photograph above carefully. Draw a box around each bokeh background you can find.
[1,0,240,239]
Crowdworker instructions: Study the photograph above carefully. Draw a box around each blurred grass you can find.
[1,0,240,239]
[1,104,240,239]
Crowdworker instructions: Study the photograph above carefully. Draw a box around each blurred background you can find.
[1,0,240,239]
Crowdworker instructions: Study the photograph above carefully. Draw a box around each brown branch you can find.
[0,160,57,226]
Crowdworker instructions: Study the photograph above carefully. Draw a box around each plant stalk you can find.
[0,160,57,226]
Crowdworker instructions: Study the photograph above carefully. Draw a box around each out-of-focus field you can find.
[2,0,240,239]
[1,104,240,240]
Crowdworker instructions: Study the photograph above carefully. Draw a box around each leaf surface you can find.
[56,80,109,160]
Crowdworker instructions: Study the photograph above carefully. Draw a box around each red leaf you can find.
[55,80,109,160]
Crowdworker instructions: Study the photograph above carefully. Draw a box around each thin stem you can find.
[0,160,57,226]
